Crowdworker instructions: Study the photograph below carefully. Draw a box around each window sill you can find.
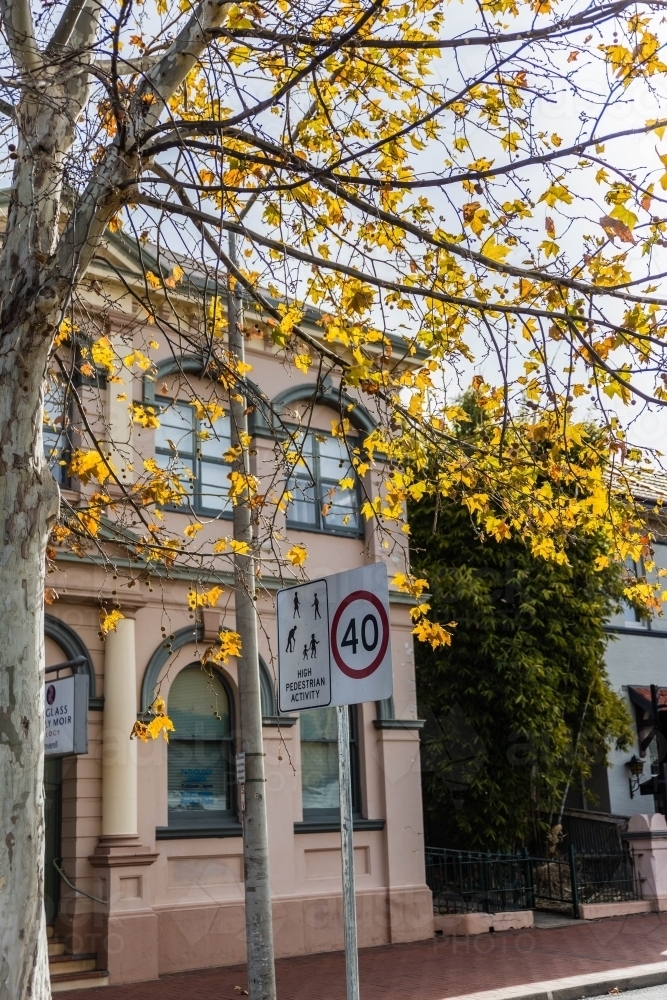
[373,719,425,730]
[156,823,243,840]
[294,818,385,834]
[263,715,298,727]
[285,521,363,540]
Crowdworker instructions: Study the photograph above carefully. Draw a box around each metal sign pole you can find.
[337,704,360,1000]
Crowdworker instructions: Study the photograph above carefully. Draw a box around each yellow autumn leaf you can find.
[91,335,117,375]
[230,539,251,554]
[69,448,114,485]
[286,544,307,566]
[194,401,225,423]
[131,404,160,429]
[538,183,573,207]
[124,350,153,372]
[187,585,224,609]
[412,618,453,649]
[294,354,313,374]
[100,608,124,634]
[202,630,243,664]
[480,236,510,263]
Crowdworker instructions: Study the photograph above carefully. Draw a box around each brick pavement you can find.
[56,911,667,1000]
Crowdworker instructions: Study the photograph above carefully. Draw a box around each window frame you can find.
[154,396,233,519]
[165,663,238,836]
[285,427,363,538]
[43,381,72,489]
[299,705,361,821]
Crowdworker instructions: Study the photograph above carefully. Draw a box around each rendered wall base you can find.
[156,885,433,976]
[578,900,654,919]
[98,910,159,985]
[434,910,533,936]
[388,886,434,943]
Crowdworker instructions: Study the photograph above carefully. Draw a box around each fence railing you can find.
[425,845,641,919]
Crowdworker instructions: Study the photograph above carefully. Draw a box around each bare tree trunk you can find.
[0,334,60,1000]
[228,236,277,1000]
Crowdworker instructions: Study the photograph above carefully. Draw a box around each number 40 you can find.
[341,614,379,654]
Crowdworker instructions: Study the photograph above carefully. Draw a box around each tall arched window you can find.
[167,665,235,832]
[300,706,360,820]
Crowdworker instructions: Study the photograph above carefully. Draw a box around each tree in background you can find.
[410,402,634,852]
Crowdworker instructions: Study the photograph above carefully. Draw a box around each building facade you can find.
[566,478,667,822]
[43,236,433,987]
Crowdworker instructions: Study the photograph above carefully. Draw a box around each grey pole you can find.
[228,231,277,1000]
[337,704,360,1000]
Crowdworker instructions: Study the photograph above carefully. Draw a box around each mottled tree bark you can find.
[0,1,231,994]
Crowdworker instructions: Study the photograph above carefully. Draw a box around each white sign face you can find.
[277,579,331,712]
[277,563,392,711]
[45,676,75,756]
[44,674,89,758]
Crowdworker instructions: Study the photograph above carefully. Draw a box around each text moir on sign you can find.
[277,563,392,713]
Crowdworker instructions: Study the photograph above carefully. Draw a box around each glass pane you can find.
[43,382,68,484]
[198,460,232,513]
[302,742,339,811]
[168,666,230,738]
[318,434,354,481]
[155,403,194,457]
[168,668,231,815]
[168,741,229,812]
[154,451,195,497]
[288,476,318,526]
[301,706,338,740]
[199,415,231,460]
[321,481,359,531]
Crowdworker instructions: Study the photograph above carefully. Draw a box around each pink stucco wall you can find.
[45,328,433,983]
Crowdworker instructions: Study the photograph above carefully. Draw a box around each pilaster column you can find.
[625,812,667,911]
[102,611,138,837]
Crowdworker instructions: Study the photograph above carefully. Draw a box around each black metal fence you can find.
[425,845,641,919]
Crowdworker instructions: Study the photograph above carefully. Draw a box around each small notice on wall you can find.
[44,675,89,758]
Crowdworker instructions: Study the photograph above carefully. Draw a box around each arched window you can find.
[286,429,361,535]
[167,665,235,832]
[300,706,360,819]
[155,399,232,516]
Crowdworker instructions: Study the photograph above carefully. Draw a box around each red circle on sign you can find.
[331,590,389,679]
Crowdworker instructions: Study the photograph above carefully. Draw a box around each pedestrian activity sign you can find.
[277,563,392,713]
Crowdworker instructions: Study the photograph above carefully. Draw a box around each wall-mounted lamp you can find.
[626,754,645,798]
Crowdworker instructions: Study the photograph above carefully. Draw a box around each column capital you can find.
[100,601,144,620]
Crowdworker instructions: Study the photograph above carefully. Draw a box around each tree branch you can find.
[0,0,41,74]
[210,0,639,50]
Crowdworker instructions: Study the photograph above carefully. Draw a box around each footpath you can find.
[56,910,667,1000]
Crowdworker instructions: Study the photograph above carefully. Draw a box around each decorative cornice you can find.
[51,551,420,604]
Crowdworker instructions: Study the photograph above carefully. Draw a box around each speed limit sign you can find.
[277,562,393,711]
